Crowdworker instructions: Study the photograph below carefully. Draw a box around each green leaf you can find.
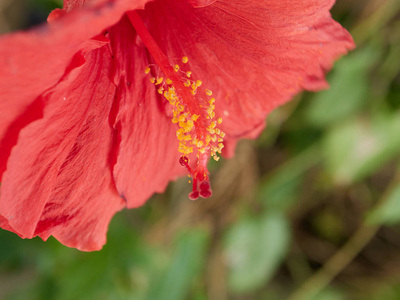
[323,111,400,185]
[224,212,290,294]
[310,287,346,300]
[258,176,300,211]
[305,48,378,127]
[146,229,209,300]
[367,181,400,225]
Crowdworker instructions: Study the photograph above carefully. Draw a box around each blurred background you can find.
[1,0,400,299]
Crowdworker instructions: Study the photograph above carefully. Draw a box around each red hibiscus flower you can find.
[0,0,354,251]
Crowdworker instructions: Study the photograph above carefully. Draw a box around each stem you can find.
[287,169,400,300]
[286,224,379,300]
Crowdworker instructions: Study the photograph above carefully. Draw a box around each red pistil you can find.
[127,10,207,137]
[128,10,213,200]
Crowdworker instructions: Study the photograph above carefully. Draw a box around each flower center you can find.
[127,10,225,200]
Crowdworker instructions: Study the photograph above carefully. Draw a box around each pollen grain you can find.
[144,57,225,162]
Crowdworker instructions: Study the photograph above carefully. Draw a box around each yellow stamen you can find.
[155,77,163,85]
[143,58,225,164]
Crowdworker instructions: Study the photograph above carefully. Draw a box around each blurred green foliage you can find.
[224,212,290,293]
[1,0,400,299]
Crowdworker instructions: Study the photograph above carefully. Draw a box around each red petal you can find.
[63,0,93,12]
[109,17,185,208]
[0,215,14,233]
[188,0,217,8]
[140,0,355,152]
[0,46,124,251]
[62,0,138,12]
[0,0,148,176]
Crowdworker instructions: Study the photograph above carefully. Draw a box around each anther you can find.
[155,77,163,85]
